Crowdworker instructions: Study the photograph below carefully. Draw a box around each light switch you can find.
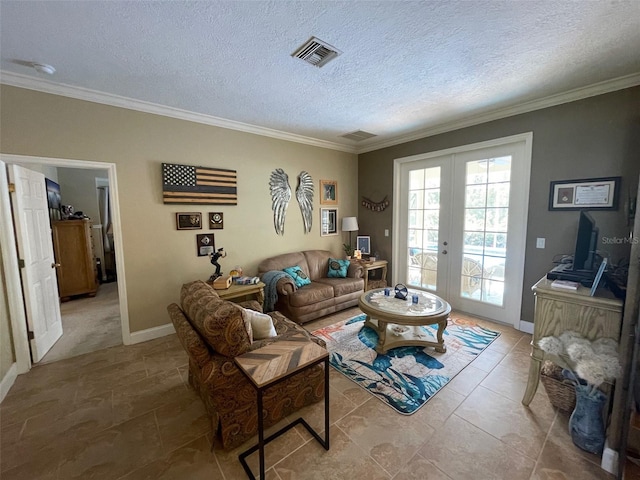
[536,237,545,249]
[384,229,389,237]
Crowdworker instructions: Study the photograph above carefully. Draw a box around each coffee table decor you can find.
[312,313,500,414]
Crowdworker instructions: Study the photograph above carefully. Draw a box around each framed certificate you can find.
[549,177,620,210]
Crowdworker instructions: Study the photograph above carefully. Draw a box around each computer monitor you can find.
[573,211,598,272]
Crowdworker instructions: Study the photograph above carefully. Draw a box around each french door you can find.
[394,134,532,326]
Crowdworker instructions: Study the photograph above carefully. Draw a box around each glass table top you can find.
[361,287,449,317]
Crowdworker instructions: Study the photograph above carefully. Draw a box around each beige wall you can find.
[57,167,109,223]
[0,85,358,334]
[359,86,640,324]
[0,242,16,379]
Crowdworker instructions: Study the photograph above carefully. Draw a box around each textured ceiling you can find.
[1,1,640,152]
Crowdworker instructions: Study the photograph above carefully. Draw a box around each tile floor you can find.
[0,307,615,480]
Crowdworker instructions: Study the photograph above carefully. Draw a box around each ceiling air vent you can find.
[292,37,342,68]
[340,130,378,142]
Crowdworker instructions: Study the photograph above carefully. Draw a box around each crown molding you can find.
[0,71,357,154]
[2,70,638,157]
[355,72,640,154]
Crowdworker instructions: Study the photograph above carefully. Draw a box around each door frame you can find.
[0,153,130,374]
[392,132,533,329]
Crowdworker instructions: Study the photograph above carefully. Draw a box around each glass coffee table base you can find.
[364,317,447,354]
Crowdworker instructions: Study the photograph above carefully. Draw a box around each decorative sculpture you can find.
[208,247,227,282]
[296,171,314,234]
[269,169,291,235]
[269,169,314,235]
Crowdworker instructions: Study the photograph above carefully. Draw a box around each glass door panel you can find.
[460,157,511,306]
[407,166,440,290]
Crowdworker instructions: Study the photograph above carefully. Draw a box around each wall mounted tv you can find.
[573,210,599,273]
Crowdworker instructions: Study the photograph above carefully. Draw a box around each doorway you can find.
[1,154,130,373]
[393,133,532,327]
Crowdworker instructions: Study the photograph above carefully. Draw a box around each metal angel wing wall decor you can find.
[296,171,314,234]
[269,169,314,235]
[269,168,291,235]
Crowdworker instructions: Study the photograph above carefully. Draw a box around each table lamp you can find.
[342,217,359,255]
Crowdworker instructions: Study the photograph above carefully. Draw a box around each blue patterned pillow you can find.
[283,265,311,287]
[327,258,349,278]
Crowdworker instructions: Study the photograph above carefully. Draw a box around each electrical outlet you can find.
[385,229,389,237]
[536,237,545,249]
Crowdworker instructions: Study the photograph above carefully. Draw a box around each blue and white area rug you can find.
[312,314,500,414]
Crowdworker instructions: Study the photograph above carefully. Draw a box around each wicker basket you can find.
[540,361,576,413]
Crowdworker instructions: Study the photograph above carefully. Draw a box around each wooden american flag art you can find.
[162,163,237,205]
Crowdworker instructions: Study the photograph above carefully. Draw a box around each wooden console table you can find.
[522,277,623,407]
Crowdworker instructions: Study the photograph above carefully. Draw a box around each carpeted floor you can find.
[39,282,122,364]
[313,313,500,414]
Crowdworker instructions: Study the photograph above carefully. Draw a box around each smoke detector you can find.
[292,37,342,68]
[31,63,56,75]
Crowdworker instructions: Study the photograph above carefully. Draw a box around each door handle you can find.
[442,250,448,255]
[443,241,448,246]
[51,263,61,268]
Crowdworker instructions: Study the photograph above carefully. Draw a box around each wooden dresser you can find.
[52,219,98,299]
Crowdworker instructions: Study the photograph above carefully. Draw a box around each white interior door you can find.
[8,164,63,362]
[395,134,532,326]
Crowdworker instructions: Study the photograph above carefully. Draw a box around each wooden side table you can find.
[234,334,330,479]
[207,281,265,306]
[357,260,388,291]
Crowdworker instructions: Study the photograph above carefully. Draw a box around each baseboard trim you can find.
[129,323,176,344]
[518,320,534,334]
[601,441,618,475]
[0,363,18,403]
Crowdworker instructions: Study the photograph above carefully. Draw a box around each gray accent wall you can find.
[358,86,640,324]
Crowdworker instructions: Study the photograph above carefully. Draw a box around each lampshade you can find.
[342,217,359,232]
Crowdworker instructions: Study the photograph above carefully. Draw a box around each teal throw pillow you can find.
[327,258,349,278]
[283,265,311,288]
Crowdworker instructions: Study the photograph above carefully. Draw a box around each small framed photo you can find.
[549,177,620,210]
[196,234,215,257]
[176,212,202,230]
[320,208,338,236]
[319,180,338,205]
[356,236,371,255]
[209,212,224,229]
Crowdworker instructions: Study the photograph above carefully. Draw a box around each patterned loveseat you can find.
[167,280,326,449]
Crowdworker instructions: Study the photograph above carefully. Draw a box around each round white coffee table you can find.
[358,288,451,354]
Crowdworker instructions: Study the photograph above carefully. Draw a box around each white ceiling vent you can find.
[340,130,377,142]
[292,37,342,68]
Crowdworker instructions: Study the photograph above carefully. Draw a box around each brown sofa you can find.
[167,280,326,449]
[257,249,364,324]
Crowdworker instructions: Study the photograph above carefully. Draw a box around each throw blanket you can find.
[261,270,291,312]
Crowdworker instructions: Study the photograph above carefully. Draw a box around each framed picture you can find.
[356,236,371,255]
[319,180,338,205]
[209,212,224,229]
[196,233,215,256]
[45,178,61,222]
[549,177,620,210]
[176,212,202,230]
[320,208,338,236]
